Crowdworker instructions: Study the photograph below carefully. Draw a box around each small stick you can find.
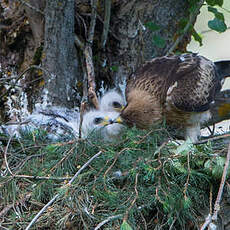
[101,0,111,49]
[212,143,230,221]
[84,46,99,109]
[196,133,230,145]
[200,143,230,230]
[3,135,14,176]
[3,174,71,181]
[25,151,102,230]
[79,101,87,138]
[94,214,123,230]
[123,173,139,221]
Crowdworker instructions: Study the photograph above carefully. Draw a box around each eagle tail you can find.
[214,60,230,79]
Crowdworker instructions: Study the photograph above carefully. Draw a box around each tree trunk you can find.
[41,0,79,108]
[108,0,196,87]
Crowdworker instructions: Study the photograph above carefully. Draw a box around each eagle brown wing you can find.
[126,53,222,112]
[166,54,222,112]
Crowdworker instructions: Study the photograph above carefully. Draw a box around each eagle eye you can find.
[112,101,122,108]
[93,117,103,124]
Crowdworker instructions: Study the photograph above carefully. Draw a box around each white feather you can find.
[81,110,124,142]
[99,90,125,112]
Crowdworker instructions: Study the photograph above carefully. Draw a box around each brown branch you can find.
[88,86,99,109]
[200,143,230,230]
[79,101,87,138]
[87,0,99,44]
[3,174,71,181]
[196,133,230,145]
[84,46,96,90]
[101,0,111,49]
[84,46,99,109]
[3,135,14,176]
[19,0,44,15]
[123,173,139,222]
[167,0,204,55]
[212,143,230,221]
[183,152,191,199]
[25,150,102,230]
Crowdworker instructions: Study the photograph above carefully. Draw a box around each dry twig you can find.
[79,101,87,138]
[197,133,230,145]
[123,173,139,221]
[3,135,14,176]
[25,150,102,230]
[101,0,111,49]
[94,214,123,230]
[19,0,44,15]
[200,143,230,230]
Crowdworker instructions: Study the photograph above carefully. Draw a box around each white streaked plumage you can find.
[1,95,125,142]
[99,90,125,112]
[81,110,124,142]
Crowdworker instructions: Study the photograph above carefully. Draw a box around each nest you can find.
[0,126,229,229]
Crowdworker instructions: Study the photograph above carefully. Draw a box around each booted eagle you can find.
[116,53,230,142]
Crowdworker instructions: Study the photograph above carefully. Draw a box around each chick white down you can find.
[1,90,125,142]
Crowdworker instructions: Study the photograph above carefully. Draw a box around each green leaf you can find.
[192,29,203,46]
[152,35,166,48]
[208,6,224,20]
[145,22,161,32]
[45,144,58,152]
[183,197,192,209]
[208,18,227,32]
[204,157,230,179]
[121,220,133,230]
[172,159,187,173]
[206,0,223,7]
[173,139,193,155]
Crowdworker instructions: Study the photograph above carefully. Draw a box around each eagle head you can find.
[116,89,163,129]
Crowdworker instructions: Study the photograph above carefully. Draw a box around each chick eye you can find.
[93,117,103,124]
[112,101,122,108]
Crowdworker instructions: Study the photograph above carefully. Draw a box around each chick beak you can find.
[113,116,123,124]
[102,116,114,126]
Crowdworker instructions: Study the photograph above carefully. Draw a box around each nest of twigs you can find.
[0,126,230,230]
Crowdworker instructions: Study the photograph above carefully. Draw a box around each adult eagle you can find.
[116,53,230,142]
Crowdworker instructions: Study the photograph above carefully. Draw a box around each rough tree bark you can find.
[110,0,195,84]
[41,0,79,108]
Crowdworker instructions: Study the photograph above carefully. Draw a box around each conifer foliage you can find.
[0,127,229,229]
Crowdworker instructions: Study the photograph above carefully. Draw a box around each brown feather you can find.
[121,53,223,139]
